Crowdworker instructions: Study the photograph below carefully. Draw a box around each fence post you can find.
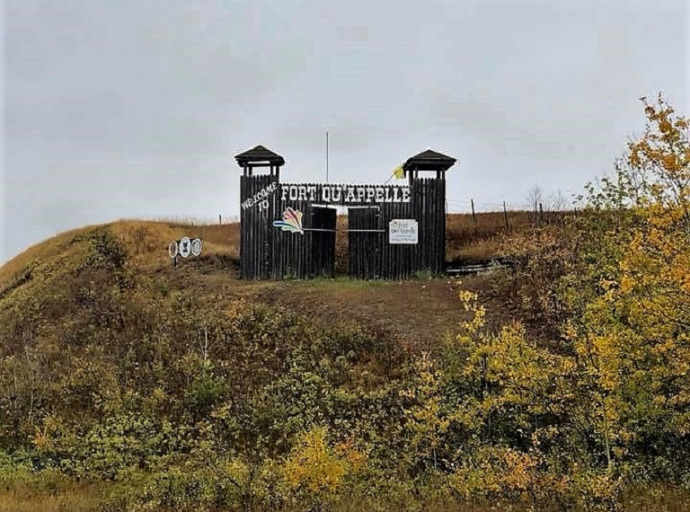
[471,198,476,224]
[503,201,509,229]
[539,203,544,225]
[219,214,222,226]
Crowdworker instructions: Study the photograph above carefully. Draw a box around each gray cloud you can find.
[2,0,688,262]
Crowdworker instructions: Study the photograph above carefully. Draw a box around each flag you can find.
[393,164,405,180]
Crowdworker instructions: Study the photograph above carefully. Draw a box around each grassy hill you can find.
[1,212,535,350]
[0,217,514,512]
[0,218,495,348]
[2,211,683,512]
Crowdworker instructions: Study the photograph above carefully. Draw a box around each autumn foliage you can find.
[1,96,690,511]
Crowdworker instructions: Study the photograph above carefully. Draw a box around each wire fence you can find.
[446,198,575,214]
[445,197,580,230]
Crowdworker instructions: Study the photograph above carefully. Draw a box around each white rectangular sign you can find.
[389,219,418,244]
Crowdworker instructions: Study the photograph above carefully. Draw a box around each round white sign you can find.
[191,238,203,257]
[179,236,191,258]
[168,241,179,259]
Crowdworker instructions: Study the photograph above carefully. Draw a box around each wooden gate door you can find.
[348,206,382,279]
[309,206,337,278]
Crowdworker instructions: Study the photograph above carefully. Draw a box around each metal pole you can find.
[471,198,476,224]
[326,131,329,183]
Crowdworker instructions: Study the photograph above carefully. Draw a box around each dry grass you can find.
[255,277,472,351]
[0,223,106,289]
[446,211,532,263]
[2,488,689,512]
[0,486,100,512]
[446,210,573,263]
[0,220,241,290]
[109,219,239,268]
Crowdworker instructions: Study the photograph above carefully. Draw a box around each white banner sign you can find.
[389,219,418,244]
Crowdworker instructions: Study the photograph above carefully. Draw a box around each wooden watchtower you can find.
[397,149,457,275]
[236,145,285,279]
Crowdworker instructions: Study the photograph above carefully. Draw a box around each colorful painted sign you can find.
[273,207,304,235]
[389,219,418,244]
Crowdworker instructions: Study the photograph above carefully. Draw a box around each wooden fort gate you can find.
[236,145,456,280]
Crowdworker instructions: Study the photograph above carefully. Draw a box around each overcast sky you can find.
[2,0,688,263]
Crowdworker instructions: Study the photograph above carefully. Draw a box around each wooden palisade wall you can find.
[240,177,446,280]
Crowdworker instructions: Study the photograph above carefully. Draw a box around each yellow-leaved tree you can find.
[440,96,690,511]
[282,426,365,509]
[567,95,690,475]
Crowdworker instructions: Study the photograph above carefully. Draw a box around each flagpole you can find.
[326,131,329,183]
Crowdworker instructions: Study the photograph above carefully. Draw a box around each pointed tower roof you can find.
[403,149,456,172]
[235,145,285,167]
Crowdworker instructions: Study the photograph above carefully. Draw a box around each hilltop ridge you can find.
[1,214,530,351]
[0,220,484,354]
